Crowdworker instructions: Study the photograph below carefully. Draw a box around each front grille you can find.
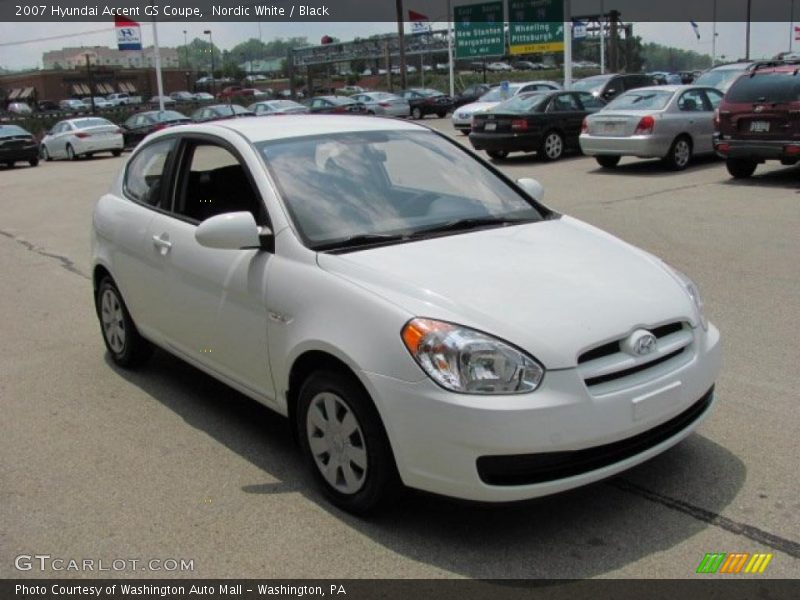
[476,386,714,486]
[577,321,692,389]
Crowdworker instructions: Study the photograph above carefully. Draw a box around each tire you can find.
[726,158,758,179]
[663,136,692,171]
[41,145,52,161]
[461,128,471,136]
[95,277,153,368]
[29,157,39,167]
[66,144,77,161]
[4,161,14,168]
[540,130,564,161]
[297,369,398,514]
[112,150,122,157]
[596,155,621,168]
[436,110,447,118]
[487,149,509,160]
[411,107,422,120]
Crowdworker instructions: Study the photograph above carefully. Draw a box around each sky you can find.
[0,21,797,71]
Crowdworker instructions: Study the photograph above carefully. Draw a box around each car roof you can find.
[190,114,426,142]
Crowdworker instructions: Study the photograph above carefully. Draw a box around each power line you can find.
[0,27,112,47]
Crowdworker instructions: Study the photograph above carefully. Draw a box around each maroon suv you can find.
[714,63,800,178]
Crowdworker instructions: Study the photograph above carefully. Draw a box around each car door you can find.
[677,88,715,154]
[145,137,276,401]
[55,122,73,157]
[547,93,585,147]
[699,88,724,154]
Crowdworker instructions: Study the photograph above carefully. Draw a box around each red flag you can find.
[408,9,428,21]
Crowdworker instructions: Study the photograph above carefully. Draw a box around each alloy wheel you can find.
[673,139,691,168]
[305,391,368,495]
[544,132,563,160]
[100,288,126,354]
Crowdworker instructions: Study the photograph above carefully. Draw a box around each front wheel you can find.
[297,370,397,514]
[411,107,422,120]
[726,158,758,179]
[460,128,471,136]
[66,144,77,161]
[540,131,564,161]
[596,155,621,168]
[663,136,692,170]
[112,150,122,157]
[41,145,52,161]
[29,157,39,167]
[95,278,153,368]
[436,110,447,118]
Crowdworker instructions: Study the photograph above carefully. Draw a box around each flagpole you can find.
[149,1,165,112]
[447,0,454,98]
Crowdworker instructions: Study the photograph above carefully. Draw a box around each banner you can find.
[115,15,142,51]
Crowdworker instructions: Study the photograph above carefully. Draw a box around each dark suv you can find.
[571,73,655,103]
[714,63,800,178]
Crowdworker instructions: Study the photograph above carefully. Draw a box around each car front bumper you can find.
[580,133,672,158]
[0,143,39,162]
[714,135,800,162]
[362,323,721,502]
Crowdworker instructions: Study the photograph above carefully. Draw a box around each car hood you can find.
[455,101,499,116]
[317,216,696,369]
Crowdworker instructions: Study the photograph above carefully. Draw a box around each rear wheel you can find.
[4,161,14,168]
[411,107,423,120]
[95,277,153,368]
[726,158,758,179]
[540,131,564,161]
[29,157,39,167]
[112,150,122,157]
[297,370,398,514]
[66,144,77,161]
[487,149,509,160]
[461,128,471,136]
[664,136,692,170]
[596,155,621,168]
[436,110,447,118]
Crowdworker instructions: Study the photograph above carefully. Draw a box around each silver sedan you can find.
[579,85,724,170]
[350,92,410,117]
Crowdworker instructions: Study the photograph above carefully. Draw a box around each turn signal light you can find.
[634,115,655,135]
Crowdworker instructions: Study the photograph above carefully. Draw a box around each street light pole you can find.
[204,29,215,97]
[745,0,751,61]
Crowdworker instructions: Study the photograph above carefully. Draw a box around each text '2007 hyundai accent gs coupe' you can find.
[91,115,721,514]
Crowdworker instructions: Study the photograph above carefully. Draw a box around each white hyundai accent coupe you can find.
[91,115,721,513]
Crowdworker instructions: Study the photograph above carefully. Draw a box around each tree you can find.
[177,38,221,73]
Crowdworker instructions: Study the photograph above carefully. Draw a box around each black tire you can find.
[4,161,14,168]
[41,146,52,161]
[411,107,422,120]
[663,135,692,171]
[539,130,564,161]
[436,110,447,118]
[487,149,509,160]
[112,150,122,157]
[596,155,621,168]
[95,277,153,368]
[29,157,39,167]
[297,369,398,515]
[726,158,758,179]
[460,128,471,136]
[66,144,78,161]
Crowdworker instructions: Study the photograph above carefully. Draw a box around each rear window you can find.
[72,118,113,128]
[0,125,30,138]
[491,93,548,114]
[727,72,800,103]
[606,90,673,110]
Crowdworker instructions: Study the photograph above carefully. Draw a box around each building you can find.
[238,58,285,75]
[43,46,180,70]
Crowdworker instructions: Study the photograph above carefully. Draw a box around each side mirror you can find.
[195,211,269,250]
[516,178,545,202]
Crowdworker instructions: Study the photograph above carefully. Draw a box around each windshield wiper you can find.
[411,216,534,237]
[313,232,409,251]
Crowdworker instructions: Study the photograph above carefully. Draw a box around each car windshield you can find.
[416,89,443,97]
[0,125,30,137]
[258,130,544,249]
[726,72,800,103]
[694,68,747,91]
[215,105,251,115]
[606,90,674,110]
[478,85,522,102]
[572,76,613,92]
[271,100,300,109]
[72,118,113,128]
[491,93,549,114]
[154,111,187,121]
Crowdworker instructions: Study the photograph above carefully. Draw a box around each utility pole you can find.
[608,10,619,72]
[745,0,751,60]
[599,0,605,74]
[396,0,407,90]
[204,29,215,97]
[712,0,717,65]
[447,0,454,97]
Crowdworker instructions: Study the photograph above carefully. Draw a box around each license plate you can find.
[602,122,621,134]
[484,122,496,131]
[750,120,770,132]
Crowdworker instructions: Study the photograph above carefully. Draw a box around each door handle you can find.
[152,234,172,254]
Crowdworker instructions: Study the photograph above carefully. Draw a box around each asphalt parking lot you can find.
[1,117,799,579]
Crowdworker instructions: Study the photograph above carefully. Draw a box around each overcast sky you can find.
[0,21,796,71]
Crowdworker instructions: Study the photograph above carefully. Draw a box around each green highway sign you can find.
[454,1,505,59]
[508,0,565,55]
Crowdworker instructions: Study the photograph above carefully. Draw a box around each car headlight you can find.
[668,266,708,330]
[401,318,544,394]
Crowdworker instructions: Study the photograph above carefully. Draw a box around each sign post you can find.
[454,1,505,61]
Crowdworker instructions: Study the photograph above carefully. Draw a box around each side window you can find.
[124,139,175,207]
[577,92,605,110]
[173,143,263,224]
[678,89,708,112]
[550,93,580,112]
[704,89,723,109]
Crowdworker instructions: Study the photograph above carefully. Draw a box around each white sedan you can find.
[91,115,721,513]
[41,117,123,161]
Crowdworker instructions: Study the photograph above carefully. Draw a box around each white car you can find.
[192,92,215,102]
[41,117,123,161]
[82,96,113,109]
[452,81,562,134]
[487,62,514,72]
[91,116,721,513]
